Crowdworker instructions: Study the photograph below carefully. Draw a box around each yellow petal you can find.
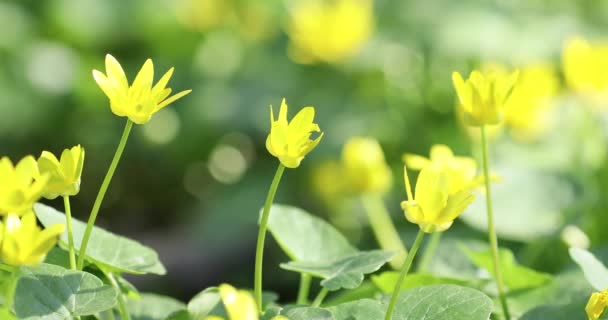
[429,144,454,163]
[415,167,449,221]
[104,54,128,90]
[155,89,192,111]
[402,154,431,170]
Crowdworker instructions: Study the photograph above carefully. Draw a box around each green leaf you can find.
[34,203,166,275]
[371,272,469,293]
[280,250,394,291]
[127,293,185,320]
[519,298,588,320]
[282,306,334,320]
[327,299,385,320]
[14,263,117,319]
[186,287,223,319]
[569,247,608,291]
[462,246,552,291]
[388,284,493,320]
[267,204,357,261]
[325,281,379,306]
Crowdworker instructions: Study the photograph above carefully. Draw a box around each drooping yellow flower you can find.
[403,144,477,195]
[0,212,65,266]
[586,290,608,320]
[37,145,85,199]
[93,54,192,124]
[401,165,475,233]
[452,69,519,126]
[0,156,48,215]
[203,284,288,320]
[563,37,608,106]
[287,0,374,64]
[342,137,392,194]
[266,99,323,168]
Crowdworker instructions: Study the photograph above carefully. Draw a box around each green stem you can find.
[361,194,407,269]
[296,274,312,305]
[104,309,117,320]
[311,288,329,307]
[77,120,133,270]
[5,268,19,311]
[104,271,131,320]
[385,228,425,320]
[417,232,441,273]
[254,163,286,313]
[480,126,510,320]
[63,196,77,270]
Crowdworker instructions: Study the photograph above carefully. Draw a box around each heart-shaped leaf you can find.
[34,203,165,275]
[14,263,117,319]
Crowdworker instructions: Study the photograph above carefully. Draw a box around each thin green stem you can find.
[0,263,15,273]
[5,268,19,311]
[104,271,131,320]
[311,288,329,307]
[296,274,312,305]
[480,126,510,320]
[417,232,441,273]
[385,228,425,320]
[254,163,286,313]
[361,194,407,269]
[63,196,77,270]
[77,120,133,270]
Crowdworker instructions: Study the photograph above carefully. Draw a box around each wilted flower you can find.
[0,156,48,215]
[266,99,323,168]
[0,212,65,266]
[203,284,288,320]
[403,144,477,194]
[93,54,192,124]
[586,290,608,320]
[563,37,608,106]
[452,69,519,126]
[342,137,392,194]
[401,165,475,233]
[287,0,374,64]
[37,145,85,199]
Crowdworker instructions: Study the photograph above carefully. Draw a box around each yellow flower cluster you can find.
[587,290,608,320]
[203,284,288,320]
[37,145,85,200]
[563,37,608,106]
[342,137,392,194]
[287,0,374,64]
[0,156,47,215]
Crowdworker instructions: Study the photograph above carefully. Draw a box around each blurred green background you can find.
[3,0,608,302]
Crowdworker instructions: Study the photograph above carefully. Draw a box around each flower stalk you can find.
[63,196,76,270]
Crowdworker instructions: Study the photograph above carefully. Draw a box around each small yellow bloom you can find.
[0,156,48,215]
[403,144,477,195]
[37,145,85,199]
[452,69,519,126]
[401,165,475,233]
[0,212,65,266]
[287,0,374,64]
[266,99,323,168]
[342,137,392,194]
[203,284,288,320]
[93,54,192,124]
[563,37,608,106]
[586,290,608,320]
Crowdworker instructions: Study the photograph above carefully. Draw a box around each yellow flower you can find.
[203,284,288,320]
[586,290,608,320]
[452,69,519,126]
[287,0,374,64]
[401,165,475,233]
[0,156,48,215]
[0,212,65,266]
[93,54,192,124]
[563,37,608,106]
[266,99,323,168]
[37,145,85,199]
[342,137,392,194]
[403,144,477,195]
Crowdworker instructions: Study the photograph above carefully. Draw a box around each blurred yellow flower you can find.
[37,145,85,200]
[311,160,346,204]
[0,156,48,215]
[93,54,192,124]
[266,99,323,168]
[401,165,475,233]
[563,37,608,106]
[342,137,392,194]
[203,284,288,320]
[452,69,519,126]
[403,144,477,194]
[0,212,65,266]
[174,0,235,33]
[287,0,374,64]
[586,290,608,320]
